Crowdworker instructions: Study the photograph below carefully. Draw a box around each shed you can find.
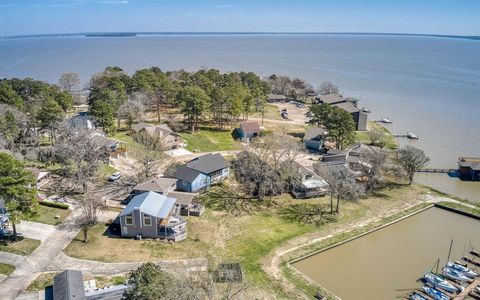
[238,121,261,139]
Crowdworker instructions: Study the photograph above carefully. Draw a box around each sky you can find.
[0,0,479,36]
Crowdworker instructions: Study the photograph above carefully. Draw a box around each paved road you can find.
[0,210,81,300]
[0,208,208,300]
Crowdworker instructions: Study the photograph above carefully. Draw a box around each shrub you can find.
[39,200,69,210]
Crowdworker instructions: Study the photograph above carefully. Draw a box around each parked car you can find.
[108,171,122,182]
[281,112,289,119]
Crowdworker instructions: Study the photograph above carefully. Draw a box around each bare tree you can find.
[53,125,106,193]
[316,165,362,213]
[367,130,387,147]
[58,72,81,93]
[252,134,304,169]
[358,147,389,193]
[317,81,340,95]
[78,193,103,242]
[232,150,283,200]
[396,145,430,184]
[135,146,165,182]
[118,95,145,129]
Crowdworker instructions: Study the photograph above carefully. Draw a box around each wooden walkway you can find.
[453,277,480,299]
[416,168,457,174]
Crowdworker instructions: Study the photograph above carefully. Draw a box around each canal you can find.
[292,207,480,300]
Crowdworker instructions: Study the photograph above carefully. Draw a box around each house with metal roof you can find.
[131,177,177,196]
[175,154,229,192]
[119,191,186,241]
[53,270,87,300]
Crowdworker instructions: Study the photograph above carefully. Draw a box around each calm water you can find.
[292,207,480,300]
[0,34,479,199]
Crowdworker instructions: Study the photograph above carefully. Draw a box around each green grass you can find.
[180,127,241,152]
[111,131,144,158]
[31,204,71,226]
[436,202,480,217]
[27,272,57,291]
[95,163,118,181]
[63,182,431,298]
[251,104,283,120]
[0,237,41,255]
[355,121,398,149]
[0,263,15,276]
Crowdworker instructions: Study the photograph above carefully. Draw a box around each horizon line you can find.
[1,31,479,40]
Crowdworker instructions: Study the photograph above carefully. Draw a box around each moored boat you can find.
[422,286,450,300]
[443,266,473,282]
[407,132,419,139]
[424,272,458,293]
[410,292,429,300]
[381,117,392,123]
[447,261,478,278]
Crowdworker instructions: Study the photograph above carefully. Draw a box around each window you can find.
[125,216,133,225]
[209,169,223,178]
[143,216,152,226]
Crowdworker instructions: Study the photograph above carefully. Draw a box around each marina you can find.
[292,207,480,300]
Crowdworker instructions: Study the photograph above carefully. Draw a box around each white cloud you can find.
[214,4,232,8]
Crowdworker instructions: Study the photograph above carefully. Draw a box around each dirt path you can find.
[261,194,470,299]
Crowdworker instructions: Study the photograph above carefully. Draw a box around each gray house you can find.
[131,177,177,196]
[176,154,229,192]
[334,102,367,131]
[315,93,367,131]
[304,127,328,152]
[53,270,129,300]
[119,191,186,241]
[289,162,329,199]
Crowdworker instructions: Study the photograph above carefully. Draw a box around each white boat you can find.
[410,292,429,300]
[447,261,478,278]
[443,266,473,282]
[381,118,392,123]
[361,107,370,113]
[422,286,450,300]
[407,132,419,139]
[424,272,458,293]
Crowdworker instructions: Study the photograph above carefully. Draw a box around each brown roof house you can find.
[132,123,183,150]
[237,121,261,141]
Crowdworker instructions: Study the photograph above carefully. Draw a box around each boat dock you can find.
[407,255,480,300]
[416,168,457,174]
[453,277,480,299]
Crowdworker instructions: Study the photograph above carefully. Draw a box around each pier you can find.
[416,168,457,174]
[453,277,480,299]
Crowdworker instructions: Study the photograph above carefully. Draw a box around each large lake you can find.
[1,34,479,200]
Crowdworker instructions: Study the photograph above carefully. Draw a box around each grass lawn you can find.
[31,204,71,226]
[0,263,15,276]
[111,131,144,159]
[251,104,283,120]
[95,163,118,181]
[355,121,398,149]
[180,127,241,152]
[63,182,430,297]
[27,272,57,291]
[0,237,41,255]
